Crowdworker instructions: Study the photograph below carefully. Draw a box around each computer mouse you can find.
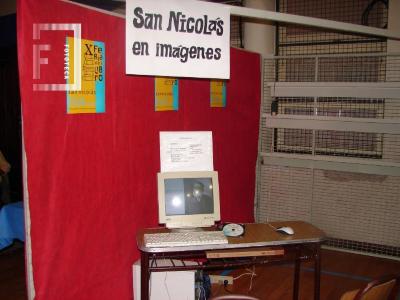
[276,226,294,235]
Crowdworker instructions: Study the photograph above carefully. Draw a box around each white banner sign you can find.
[126,0,230,79]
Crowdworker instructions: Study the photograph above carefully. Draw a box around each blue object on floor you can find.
[0,201,25,250]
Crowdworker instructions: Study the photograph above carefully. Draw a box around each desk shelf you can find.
[147,243,317,273]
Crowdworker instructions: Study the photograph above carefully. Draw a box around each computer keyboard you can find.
[144,230,228,247]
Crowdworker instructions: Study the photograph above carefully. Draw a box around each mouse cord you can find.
[267,222,277,231]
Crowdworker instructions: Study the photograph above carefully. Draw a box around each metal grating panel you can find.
[257,165,400,256]
[274,97,387,118]
[264,55,400,83]
[230,15,243,48]
[316,98,385,118]
[257,165,313,223]
[210,0,244,48]
[275,128,386,159]
[326,238,400,257]
[261,54,400,162]
[277,0,388,56]
[256,0,400,257]
[318,56,387,82]
[262,127,400,164]
[312,170,400,248]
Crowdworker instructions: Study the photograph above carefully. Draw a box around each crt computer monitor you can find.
[157,171,221,229]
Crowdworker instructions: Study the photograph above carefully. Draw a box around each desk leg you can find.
[314,244,321,300]
[293,247,300,300]
[141,251,150,300]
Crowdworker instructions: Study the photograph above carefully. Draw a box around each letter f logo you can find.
[32,23,82,91]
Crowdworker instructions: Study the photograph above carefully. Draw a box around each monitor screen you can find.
[158,171,220,228]
[164,177,214,216]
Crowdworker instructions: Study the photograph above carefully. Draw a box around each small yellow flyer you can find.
[155,77,179,111]
[210,80,226,107]
[66,37,105,114]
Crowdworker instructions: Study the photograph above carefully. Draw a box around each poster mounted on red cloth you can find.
[17,0,260,299]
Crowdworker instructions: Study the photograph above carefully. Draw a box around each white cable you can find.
[249,274,254,291]
[248,266,256,291]
[232,267,257,291]
[233,272,254,280]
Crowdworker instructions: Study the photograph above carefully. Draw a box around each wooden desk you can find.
[136,221,326,300]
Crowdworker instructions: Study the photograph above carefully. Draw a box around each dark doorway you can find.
[0,13,22,205]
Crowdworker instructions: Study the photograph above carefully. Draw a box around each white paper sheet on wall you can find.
[160,131,213,172]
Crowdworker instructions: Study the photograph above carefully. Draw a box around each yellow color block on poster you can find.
[155,77,179,111]
[66,37,105,114]
[210,80,226,107]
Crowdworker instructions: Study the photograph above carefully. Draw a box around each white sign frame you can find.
[126,0,230,79]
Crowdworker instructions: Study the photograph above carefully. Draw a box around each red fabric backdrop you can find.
[17,0,260,299]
